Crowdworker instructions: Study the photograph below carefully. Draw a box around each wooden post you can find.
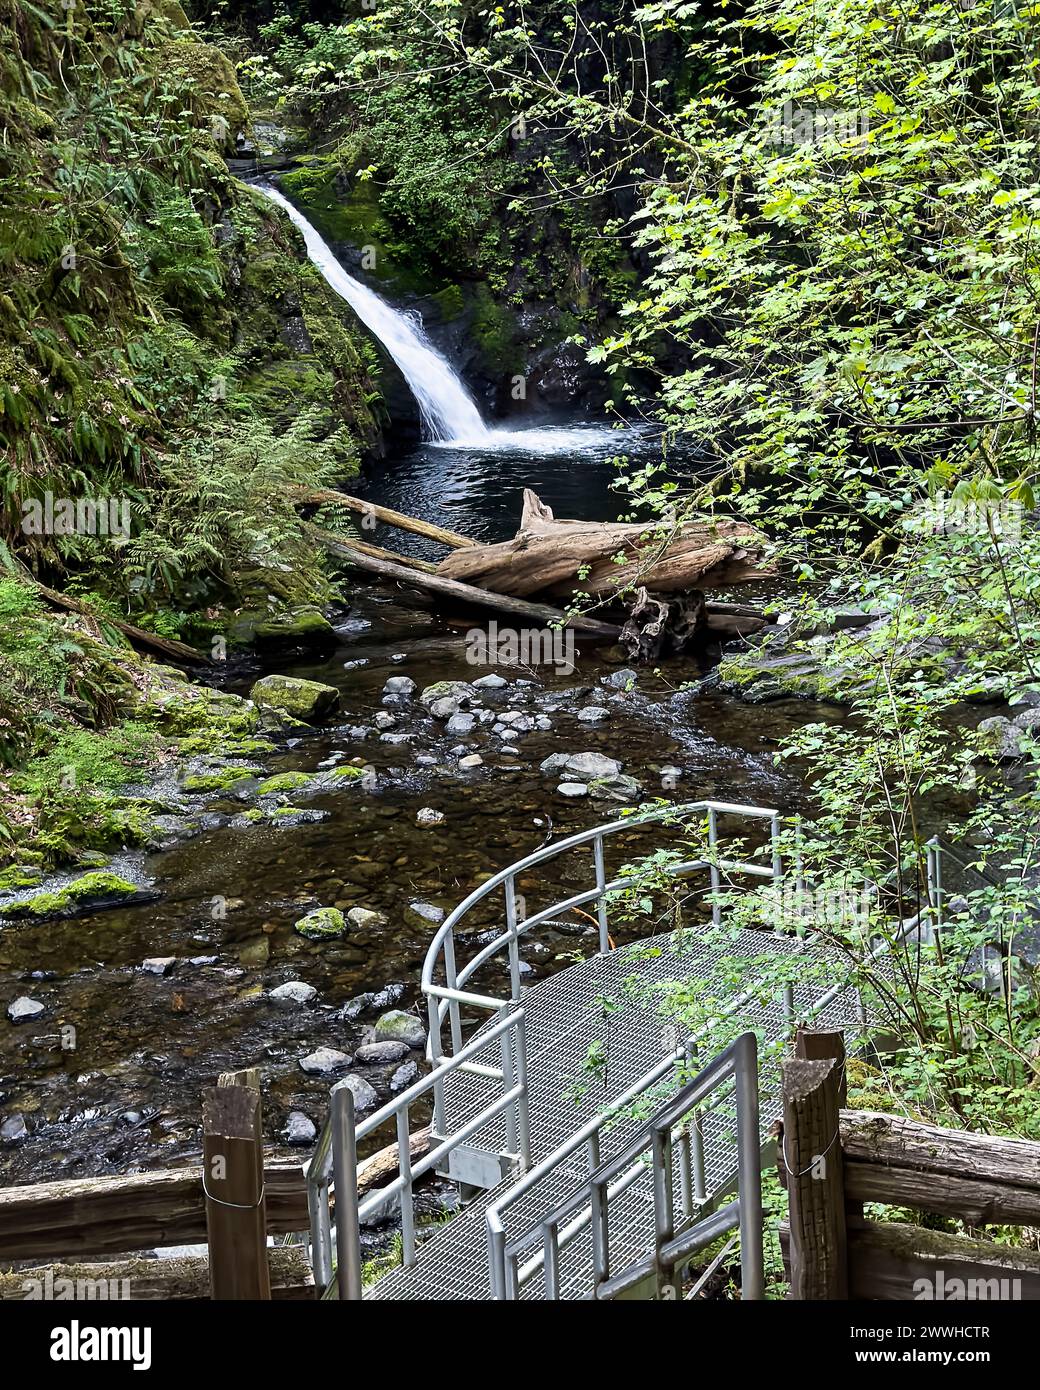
[202,1068,271,1300]
[779,1031,848,1299]
[794,1027,847,1105]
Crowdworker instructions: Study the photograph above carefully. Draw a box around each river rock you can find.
[6,996,44,1023]
[141,957,176,976]
[459,754,484,769]
[0,1113,27,1142]
[557,782,589,798]
[283,1111,317,1145]
[341,982,407,1019]
[250,674,340,722]
[383,676,417,697]
[374,711,397,730]
[270,980,318,1007]
[421,681,473,712]
[602,668,639,690]
[294,907,347,939]
[577,706,609,722]
[405,900,445,929]
[355,1040,411,1064]
[543,751,622,780]
[473,673,508,690]
[430,697,461,719]
[589,773,643,802]
[335,1074,379,1112]
[416,807,445,827]
[977,709,1040,761]
[391,1061,420,1092]
[299,1046,352,1076]
[445,712,476,736]
[347,907,388,930]
[373,1010,427,1049]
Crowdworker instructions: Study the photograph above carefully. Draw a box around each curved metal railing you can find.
[420,799,783,1137]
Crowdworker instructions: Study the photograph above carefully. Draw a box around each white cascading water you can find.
[257,182,491,444]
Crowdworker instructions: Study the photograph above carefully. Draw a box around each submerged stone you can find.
[270,980,318,1006]
[7,996,44,1023]
[299,1046,351,1076]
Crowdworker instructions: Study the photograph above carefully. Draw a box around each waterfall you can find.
[255,182,490,444]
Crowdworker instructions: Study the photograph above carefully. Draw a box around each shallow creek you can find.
[0,431,844,1185]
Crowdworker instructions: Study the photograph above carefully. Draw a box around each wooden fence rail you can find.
[779,1028,1040,1300]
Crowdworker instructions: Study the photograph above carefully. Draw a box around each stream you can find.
[0,428,846,1186]
[0,193,846,1190]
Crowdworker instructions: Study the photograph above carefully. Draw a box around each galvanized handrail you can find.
[305,1003,530,1298]
[488,1032,763,1301]
[420,799,783,1136]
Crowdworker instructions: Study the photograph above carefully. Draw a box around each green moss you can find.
[326,765,365,781]
[257,771,313,795]
[470,284,522,374]
[0,866,44,893]
[3,871,144,920]
[294,906,347,939]
[250,674,340,721]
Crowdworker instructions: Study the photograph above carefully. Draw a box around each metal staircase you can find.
[304,800,874,1301]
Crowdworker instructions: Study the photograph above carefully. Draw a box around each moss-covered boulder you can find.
[0,866,44,894]
[2,872,159,922]
[294,907,347,940]
[231,605,336,655]
[182,766,260,794]
[250,675,340,722]
[257,771,314,796]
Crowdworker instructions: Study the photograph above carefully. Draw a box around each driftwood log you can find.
[435,489,773,601]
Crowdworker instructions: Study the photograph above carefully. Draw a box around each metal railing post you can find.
[707,805,721,926]
[504,874,522,1002]
[443,931,464,1055]
[514,1008,532,1168]
[593,833,611,953]
[331,1081,363,1300]
[307,1175,333,1290]
[734,1034,764,1301]
[501,1023,519,1158]
[396,1108,416,1266]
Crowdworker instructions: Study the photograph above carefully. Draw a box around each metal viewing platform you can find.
[305,801,872,1301]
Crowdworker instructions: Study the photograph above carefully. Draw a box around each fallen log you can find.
[30,580,209,665]
[0,1246,314,1302]
[307,527,436,574]
[323,535,622,638]
[436,489,773,601]
[297,488,475,550]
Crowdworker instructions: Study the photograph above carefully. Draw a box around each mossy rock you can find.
[250,674,341,722]
[257,771,313,796]
[0,866,44,894]
[233,605,336,654]
[2,872,159,922]
[182,767,259,794]
[294,906,347,940]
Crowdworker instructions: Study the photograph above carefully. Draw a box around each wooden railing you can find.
[779,1029,1040,1301]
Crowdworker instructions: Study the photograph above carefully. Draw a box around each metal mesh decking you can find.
[368,923,863,1300]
